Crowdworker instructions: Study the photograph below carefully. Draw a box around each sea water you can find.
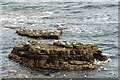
[0,1,119,78]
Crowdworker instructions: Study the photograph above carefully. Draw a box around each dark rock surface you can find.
[8,40,108,70]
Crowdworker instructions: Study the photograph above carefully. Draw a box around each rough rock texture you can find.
[8,40,108,70]
[16,29,63,39]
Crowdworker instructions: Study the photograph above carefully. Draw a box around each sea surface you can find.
[0,1,119,78]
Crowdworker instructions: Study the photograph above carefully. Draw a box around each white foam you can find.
[43,11,53,15]
[94,58,111,65]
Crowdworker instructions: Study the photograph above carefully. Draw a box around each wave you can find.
[1,2,118,11]
[2,5,42,11]
[70,10,82,14]
[80,4,102,9]
[80,3,118,9]
[1,2,19,5]
[109,55,118,58]
[103,4,118,7]
[98,43,118,47]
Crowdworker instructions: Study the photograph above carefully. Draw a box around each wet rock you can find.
[8,41,108,70]
[93,50,108,61]
[16,29,63,39]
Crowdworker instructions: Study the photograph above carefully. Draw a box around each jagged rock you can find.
[16,29,63,39]
[8,40,108,70]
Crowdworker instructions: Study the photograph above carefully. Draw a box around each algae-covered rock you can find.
[8,40,108,70]
[16,29,63,39]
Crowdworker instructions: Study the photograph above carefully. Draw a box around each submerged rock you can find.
[8,41,108,70]
[16,29,63,39]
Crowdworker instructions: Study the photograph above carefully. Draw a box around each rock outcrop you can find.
[16,29,63,39]
[8,40,108,70]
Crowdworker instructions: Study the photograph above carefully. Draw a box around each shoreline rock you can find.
[8,41,108,70]
[16,29,63,39]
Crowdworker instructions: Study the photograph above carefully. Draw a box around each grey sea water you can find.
[0,1,119,78]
